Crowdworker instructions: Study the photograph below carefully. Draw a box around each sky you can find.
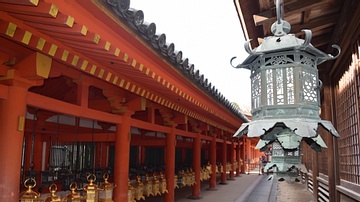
[131,0,252,111]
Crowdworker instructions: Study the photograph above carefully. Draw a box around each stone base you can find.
[206,187,217,191]
[187,195,203,200]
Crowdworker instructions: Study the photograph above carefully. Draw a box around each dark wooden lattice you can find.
[335,41,360,184]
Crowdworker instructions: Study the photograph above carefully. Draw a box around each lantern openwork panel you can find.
[251,51,321,120]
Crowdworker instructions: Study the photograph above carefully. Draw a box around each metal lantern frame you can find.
[232,0,341,175]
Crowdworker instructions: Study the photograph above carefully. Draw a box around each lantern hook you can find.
[272,0,291,36]
[276,0,284,24]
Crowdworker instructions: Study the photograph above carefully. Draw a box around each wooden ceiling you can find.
[234,0,360,74]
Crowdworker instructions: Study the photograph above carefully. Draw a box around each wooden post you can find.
[113,114,131,201]
[0,86,28,202]
[322,76,339,201]
[208,136,217,190]
[164,125,176,202]
[190,134,202,199]
[229,141,235,179]
[235,141,240,176]
[312,150,319,201]
[241,137,246,173]
[220,138,227,184]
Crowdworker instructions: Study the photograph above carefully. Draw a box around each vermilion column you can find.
[235,141,240,176]
[220,138,227,184]
[208,136,217,190]
[0,86,28,202]
[190,134,201,199]
[164,125,176,202]
[229,142,235,179]
[246,138,251,173]
[241,137,246,173]
[113,114,131,201]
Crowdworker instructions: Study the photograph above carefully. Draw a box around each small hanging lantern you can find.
[232,0,341,178]
[19,178,40,202]
[98,173,115,202]
[44,183,61,202]
[132,176,145,201]
[142,174,153,197]
[127,179,135,202]
[158,172,168,194]
[63,182,82,202]
[83,174,100,202]
[151,174,161,196]
[174,175,179,189]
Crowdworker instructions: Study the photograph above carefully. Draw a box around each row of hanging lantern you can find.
[127,172,167,202]
[232,0,340,181]
[19,173,115,202]
[20,162,239,202]
[127,163,227,202]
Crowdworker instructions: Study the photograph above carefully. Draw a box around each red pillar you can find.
[113,114,131,201]
[241,137,246,173]
[229,141,235,179]
[208,136,217,190]
[235,141,240,176]
[190,134,201,199]
[220,138,227,184]
[164,126,176,202]
[0,86,28,202]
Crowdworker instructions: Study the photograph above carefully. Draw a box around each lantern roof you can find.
[231,1,340,70]
[234,30,341,70]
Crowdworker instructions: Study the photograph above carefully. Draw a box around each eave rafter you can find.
[253,0,328,26]
[0,0,240,133]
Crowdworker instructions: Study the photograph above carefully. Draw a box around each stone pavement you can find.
[144,168,313,202]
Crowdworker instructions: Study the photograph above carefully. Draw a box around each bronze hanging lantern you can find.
[232,0,341,178]
[19,178,40,202]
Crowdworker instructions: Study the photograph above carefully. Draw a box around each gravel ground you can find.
[276,180,314,202]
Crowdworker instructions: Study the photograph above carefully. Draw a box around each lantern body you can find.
[63,182,81,202]
[232,0,341,178]
[19,178,41,202]
[83,175,99,202]
[98,175,115,202]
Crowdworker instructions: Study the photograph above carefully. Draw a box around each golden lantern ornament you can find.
[63,182,82,202]
[98,173,115,202]
[44,183,61,202]
[83,174,100,202]
[19,178,40,202]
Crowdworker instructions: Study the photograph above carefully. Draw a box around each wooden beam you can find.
[26,92,122,123]
[253,0,325,26]
[0,64,8,76]
[26,21,88,36]
[0,84,8,99]
[13,52,52,79]
[290,14,338,35]
[11,12,74,28]
[0,2,58,18]
[0,0,38,6]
